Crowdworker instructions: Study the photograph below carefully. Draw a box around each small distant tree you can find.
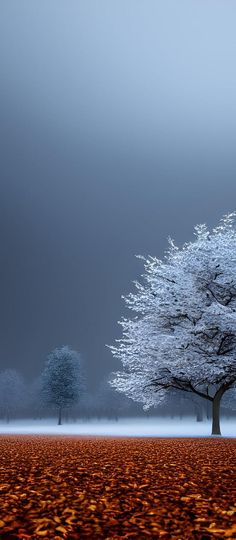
[0,369,26,422]
[109,213,236,436]
[41,345,82,425]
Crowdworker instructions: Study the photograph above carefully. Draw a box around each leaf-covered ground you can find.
[0,436,235,539]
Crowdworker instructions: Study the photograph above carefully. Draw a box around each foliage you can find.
[0,436,235,538]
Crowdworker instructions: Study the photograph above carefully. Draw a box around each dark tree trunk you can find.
[211,384,232,436]
[58,407,62,425]
[178,380,235,436]
[212,396,221,435]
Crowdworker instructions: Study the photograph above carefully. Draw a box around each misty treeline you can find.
[0,346,132,425]
[0,359,234,425]
[0,345,135,425]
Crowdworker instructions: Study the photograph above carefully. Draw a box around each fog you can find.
[1,1,236,390]
[0,417,235,438]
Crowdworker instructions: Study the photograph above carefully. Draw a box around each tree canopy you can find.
[110,213,236,434]
[41,345,82,424]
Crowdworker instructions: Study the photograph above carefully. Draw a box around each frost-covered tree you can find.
[41,345,82,425]
[109,213,236,435]
[0,369,26,422]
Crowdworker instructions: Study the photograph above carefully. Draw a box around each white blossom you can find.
[109,213,236,434]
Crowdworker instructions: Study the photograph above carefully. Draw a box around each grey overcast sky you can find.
[0,0,236,388]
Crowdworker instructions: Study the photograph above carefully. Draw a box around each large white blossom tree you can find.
[109,213,236,435]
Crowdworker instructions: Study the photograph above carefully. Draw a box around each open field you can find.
[0,436,235,539]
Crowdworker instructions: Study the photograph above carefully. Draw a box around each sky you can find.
[1,0,236,389]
